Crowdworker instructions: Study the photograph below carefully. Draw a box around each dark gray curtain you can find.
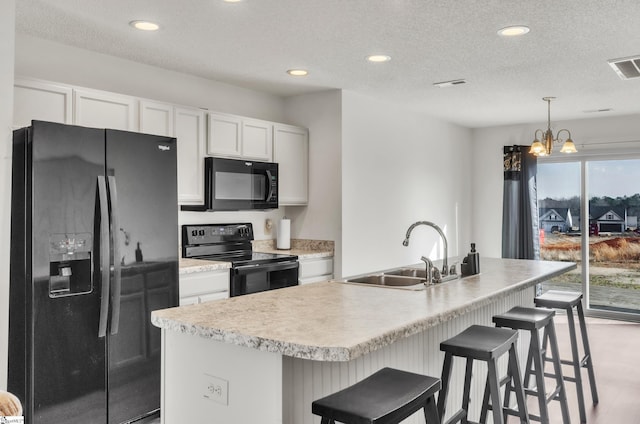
[502,145,540,259]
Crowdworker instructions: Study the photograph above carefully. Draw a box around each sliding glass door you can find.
[538,157,640,320]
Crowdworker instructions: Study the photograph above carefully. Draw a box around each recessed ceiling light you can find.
[130,20,160,31]
[287,69,308,77]
[497,25,530,37]
[367,55,391,63]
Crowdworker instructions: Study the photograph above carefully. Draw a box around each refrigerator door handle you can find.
[98,176,110,338]
[108,176,122,335]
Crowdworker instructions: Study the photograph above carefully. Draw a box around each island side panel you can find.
[161,329,283,424]
[283,287,534,424]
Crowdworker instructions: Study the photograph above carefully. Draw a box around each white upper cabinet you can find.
[274,124,309,205]
[73,88,137,131]
[140,100,174,137]
[241,118,273,161]
[207,112,242,157]
[175,107,206,205]
[207,112,273,161]
[13,78,73,129]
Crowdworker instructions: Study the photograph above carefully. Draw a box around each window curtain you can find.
[502,145,540,259]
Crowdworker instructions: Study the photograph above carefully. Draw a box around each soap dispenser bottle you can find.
[461,243,480,276]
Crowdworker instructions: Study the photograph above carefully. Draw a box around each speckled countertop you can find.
[252,239,334,259]
[154,257,575,361]
[179,258,231,274]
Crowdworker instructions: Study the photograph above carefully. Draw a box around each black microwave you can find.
[182,157,278,211]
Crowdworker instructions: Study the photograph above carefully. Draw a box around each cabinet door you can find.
[274,124,309,205]
[207,112,242,157]
[175,107,206,205]
[242,118,273,161]
[140,100,174,136]
[13,78,73,128]
[74,88,137,130]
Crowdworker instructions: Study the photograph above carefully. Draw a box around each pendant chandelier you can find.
[529,97,578,156]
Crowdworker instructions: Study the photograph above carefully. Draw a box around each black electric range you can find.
[182,223,299,297]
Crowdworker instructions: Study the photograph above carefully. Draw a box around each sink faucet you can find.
[403,221,449,277]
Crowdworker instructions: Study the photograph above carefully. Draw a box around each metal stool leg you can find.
[576,301,599,405]
[461,358,473,424]
[424,394,441,424]
[530,328,549,424]
[438,352,454,420]
[566,306,587,423]
[487,358,505,424]
[508,343,530,424]
[547,319,571,424]
[479,377,490,424]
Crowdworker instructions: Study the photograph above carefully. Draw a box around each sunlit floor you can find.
[507,315,640,423]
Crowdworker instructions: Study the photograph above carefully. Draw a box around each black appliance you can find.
[9,121,179,424]
[182,223,298,297]
[181,157,278,211]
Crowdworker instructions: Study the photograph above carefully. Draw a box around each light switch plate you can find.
[202,373,229,405]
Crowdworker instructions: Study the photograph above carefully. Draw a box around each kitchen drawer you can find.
[299,257,333,279]
[180,269,229,297]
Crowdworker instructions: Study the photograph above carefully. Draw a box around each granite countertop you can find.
[252,239,334,259]
[154,257,575,361]
[179,258,231,274]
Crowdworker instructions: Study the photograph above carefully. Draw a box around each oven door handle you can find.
[234,260,298,274]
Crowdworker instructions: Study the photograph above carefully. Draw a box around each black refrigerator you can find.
[8,120,179,424]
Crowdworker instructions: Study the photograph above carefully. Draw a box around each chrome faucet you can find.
[403,221,449,278]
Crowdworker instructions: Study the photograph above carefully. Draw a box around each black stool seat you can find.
[440,324,518,360]
[493,306,555,331]
[535,290,582,309]
[438,325,528,424]
[312,367,441,424]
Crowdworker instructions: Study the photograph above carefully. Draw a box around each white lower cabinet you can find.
[298,257,333,284]
[179,269,229,305]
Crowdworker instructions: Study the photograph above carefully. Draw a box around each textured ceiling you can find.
[14,0,640,128]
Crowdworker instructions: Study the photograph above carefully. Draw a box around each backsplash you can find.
[252,239,334,253]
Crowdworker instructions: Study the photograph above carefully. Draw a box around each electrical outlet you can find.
[202,374,229,405]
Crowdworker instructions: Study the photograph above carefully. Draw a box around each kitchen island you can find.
[152,257,575,424]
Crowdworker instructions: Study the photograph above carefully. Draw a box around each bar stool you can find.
[437,325,529,424]
[535,290,598,424]
[312,367,441,424]
[488,306,570,424]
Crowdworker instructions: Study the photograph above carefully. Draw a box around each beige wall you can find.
[1,0,16,390]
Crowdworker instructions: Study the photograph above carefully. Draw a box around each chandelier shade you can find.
[529,97,577,156]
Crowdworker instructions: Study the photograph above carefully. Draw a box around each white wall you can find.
[14,34,292,241]
[341,91,473,277]
[1,0,16,390]
[283,90,343,275]
[471,113,640,258]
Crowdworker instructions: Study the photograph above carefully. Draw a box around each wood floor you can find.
[509,315,640,423]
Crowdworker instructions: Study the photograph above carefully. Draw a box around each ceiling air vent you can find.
[608,56,640,80]
[433,79,467,88]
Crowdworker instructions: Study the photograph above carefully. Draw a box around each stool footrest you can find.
[546,386,562,404]
[443,408,467,424]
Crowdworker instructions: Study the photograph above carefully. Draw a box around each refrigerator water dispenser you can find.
[49,233,93,297]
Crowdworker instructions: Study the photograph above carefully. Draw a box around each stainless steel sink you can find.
[383,268,427,279]
[345,274,426,287]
